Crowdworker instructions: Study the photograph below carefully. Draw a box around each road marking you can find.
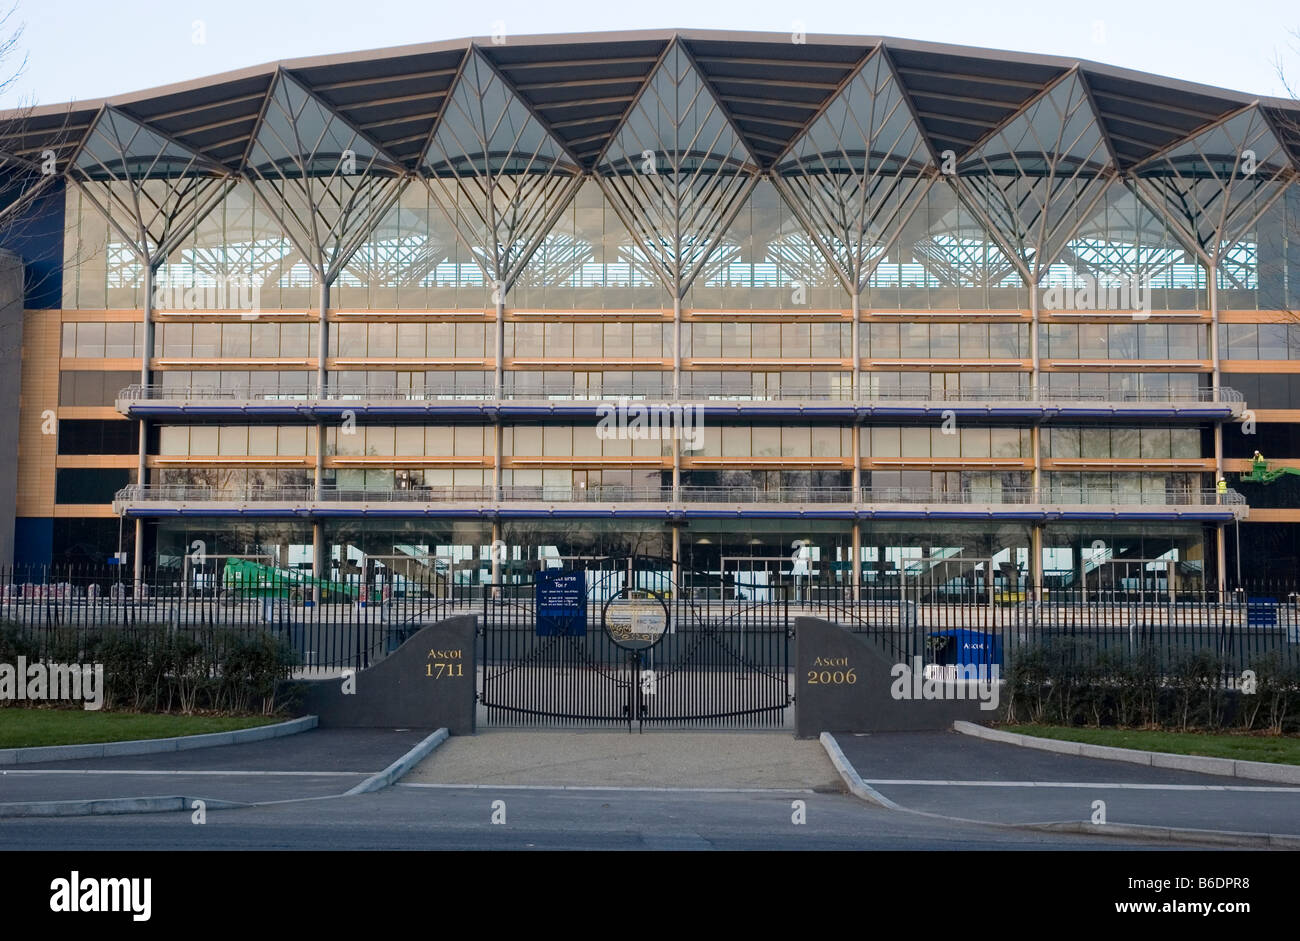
[863,779,1300,792]
[0,770,369,777]
[398,783,818,793]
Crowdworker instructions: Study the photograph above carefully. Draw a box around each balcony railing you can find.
[117,382,1244,405]
[114,484,1246,508]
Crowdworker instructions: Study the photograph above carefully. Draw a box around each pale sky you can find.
[5,0,1298,109]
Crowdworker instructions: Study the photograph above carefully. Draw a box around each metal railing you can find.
[5,564,1296,693]
[114,483,1245,508]
[117,381,1243,405]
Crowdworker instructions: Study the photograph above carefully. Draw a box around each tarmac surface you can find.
[0,728,433,805]
[1,724,1295,848]
[832,730,1300,837]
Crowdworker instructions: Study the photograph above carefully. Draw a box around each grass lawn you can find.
[1001,724,1300,766]
[0,708,280,749]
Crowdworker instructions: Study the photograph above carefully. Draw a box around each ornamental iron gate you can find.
[478,556,792,730]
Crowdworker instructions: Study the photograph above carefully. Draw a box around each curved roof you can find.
[2,28,1298,175]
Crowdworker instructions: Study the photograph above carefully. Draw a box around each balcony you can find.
[113,484,1248,523]
[115,381,1245,424]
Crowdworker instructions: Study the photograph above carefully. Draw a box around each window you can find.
[869,323,900,358]
[104,323,137,358]
[58,371,137,406]
[633,323,661,356]
[55,469,130,504]
[900,323,928,357]
[546,322,573,357]
[222,324,252,358]
[959,323,989,357]
[57,419,137,455]
[74,322,105,358]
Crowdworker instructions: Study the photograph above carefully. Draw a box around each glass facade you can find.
[17,33,1293,581]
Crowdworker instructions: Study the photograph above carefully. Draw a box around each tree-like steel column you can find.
[68,107,231,585]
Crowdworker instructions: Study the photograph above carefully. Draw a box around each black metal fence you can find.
[806,577,1300,687]
[0,565,460,672]
[3,565,1297,690]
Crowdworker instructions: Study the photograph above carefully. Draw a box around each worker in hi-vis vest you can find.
[1217,476,1227,503]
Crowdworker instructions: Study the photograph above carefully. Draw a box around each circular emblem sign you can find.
[601,589,671,650]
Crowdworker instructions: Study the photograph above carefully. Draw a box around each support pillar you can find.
[494,289,506,398]
[671,523,681,590]
[491,518,501,589]
[672,296,681,399]
[850,292,860,398]
[493,423,503,501]
[851,521,861,603]
[134,261,154,587]
[851,424,862,602]
[316,279,329,507]
[1031,523,1043,599]
[1209,259,1226,596]
[671,435,680,501]
[312,519,324,606]
[1029,279,1040,400]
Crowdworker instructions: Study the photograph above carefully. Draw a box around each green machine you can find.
[1239,453,1300,484]
[219,558,358,604]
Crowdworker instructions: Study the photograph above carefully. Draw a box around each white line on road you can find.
[863,779,1300,792]
[0,770,370,777]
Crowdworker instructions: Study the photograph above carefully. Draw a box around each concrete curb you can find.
[344,728,449,796]
[0,795,246,818]
[953,721,1300,785]
[0,715,318,766]
[818,733,899,809]
[1028,820,1300,849]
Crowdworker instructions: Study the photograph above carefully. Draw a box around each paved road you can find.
[833,730,1300,837]
[0,785,1215,851]
[0,728,434,805]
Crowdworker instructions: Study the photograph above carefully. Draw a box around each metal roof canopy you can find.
[3,29,1297,177]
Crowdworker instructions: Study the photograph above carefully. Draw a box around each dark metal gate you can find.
[478,557,792,730]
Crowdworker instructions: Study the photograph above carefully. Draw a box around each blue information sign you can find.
[536,570,587,636]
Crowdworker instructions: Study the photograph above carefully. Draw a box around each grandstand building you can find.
[2,29,1297,593]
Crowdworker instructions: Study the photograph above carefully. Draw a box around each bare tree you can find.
[0,1,103,316]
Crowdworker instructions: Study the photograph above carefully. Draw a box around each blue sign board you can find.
[536,570,587,636]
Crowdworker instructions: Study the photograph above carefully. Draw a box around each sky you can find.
[3,0,1298,109]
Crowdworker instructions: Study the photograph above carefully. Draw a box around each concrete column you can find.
[1031,424,1042,492]
[134,261,154,585]
[494,289,505,398]
[317,279,329,395]
[312,519,324,606]
[671,522,681,589]
[850,292,860,398]
[490,518,501,588]
[851,424,862,602]
[1029,276,1040,400]
[850,520,861,603]
[316,279,329,504]
[1208,257,1227,598]
[493,422,503,501]
[1031,523,1043,599]
[672,296,681,399]
[671,434,680,501]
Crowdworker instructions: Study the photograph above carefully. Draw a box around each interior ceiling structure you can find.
[3,29,1296,178]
